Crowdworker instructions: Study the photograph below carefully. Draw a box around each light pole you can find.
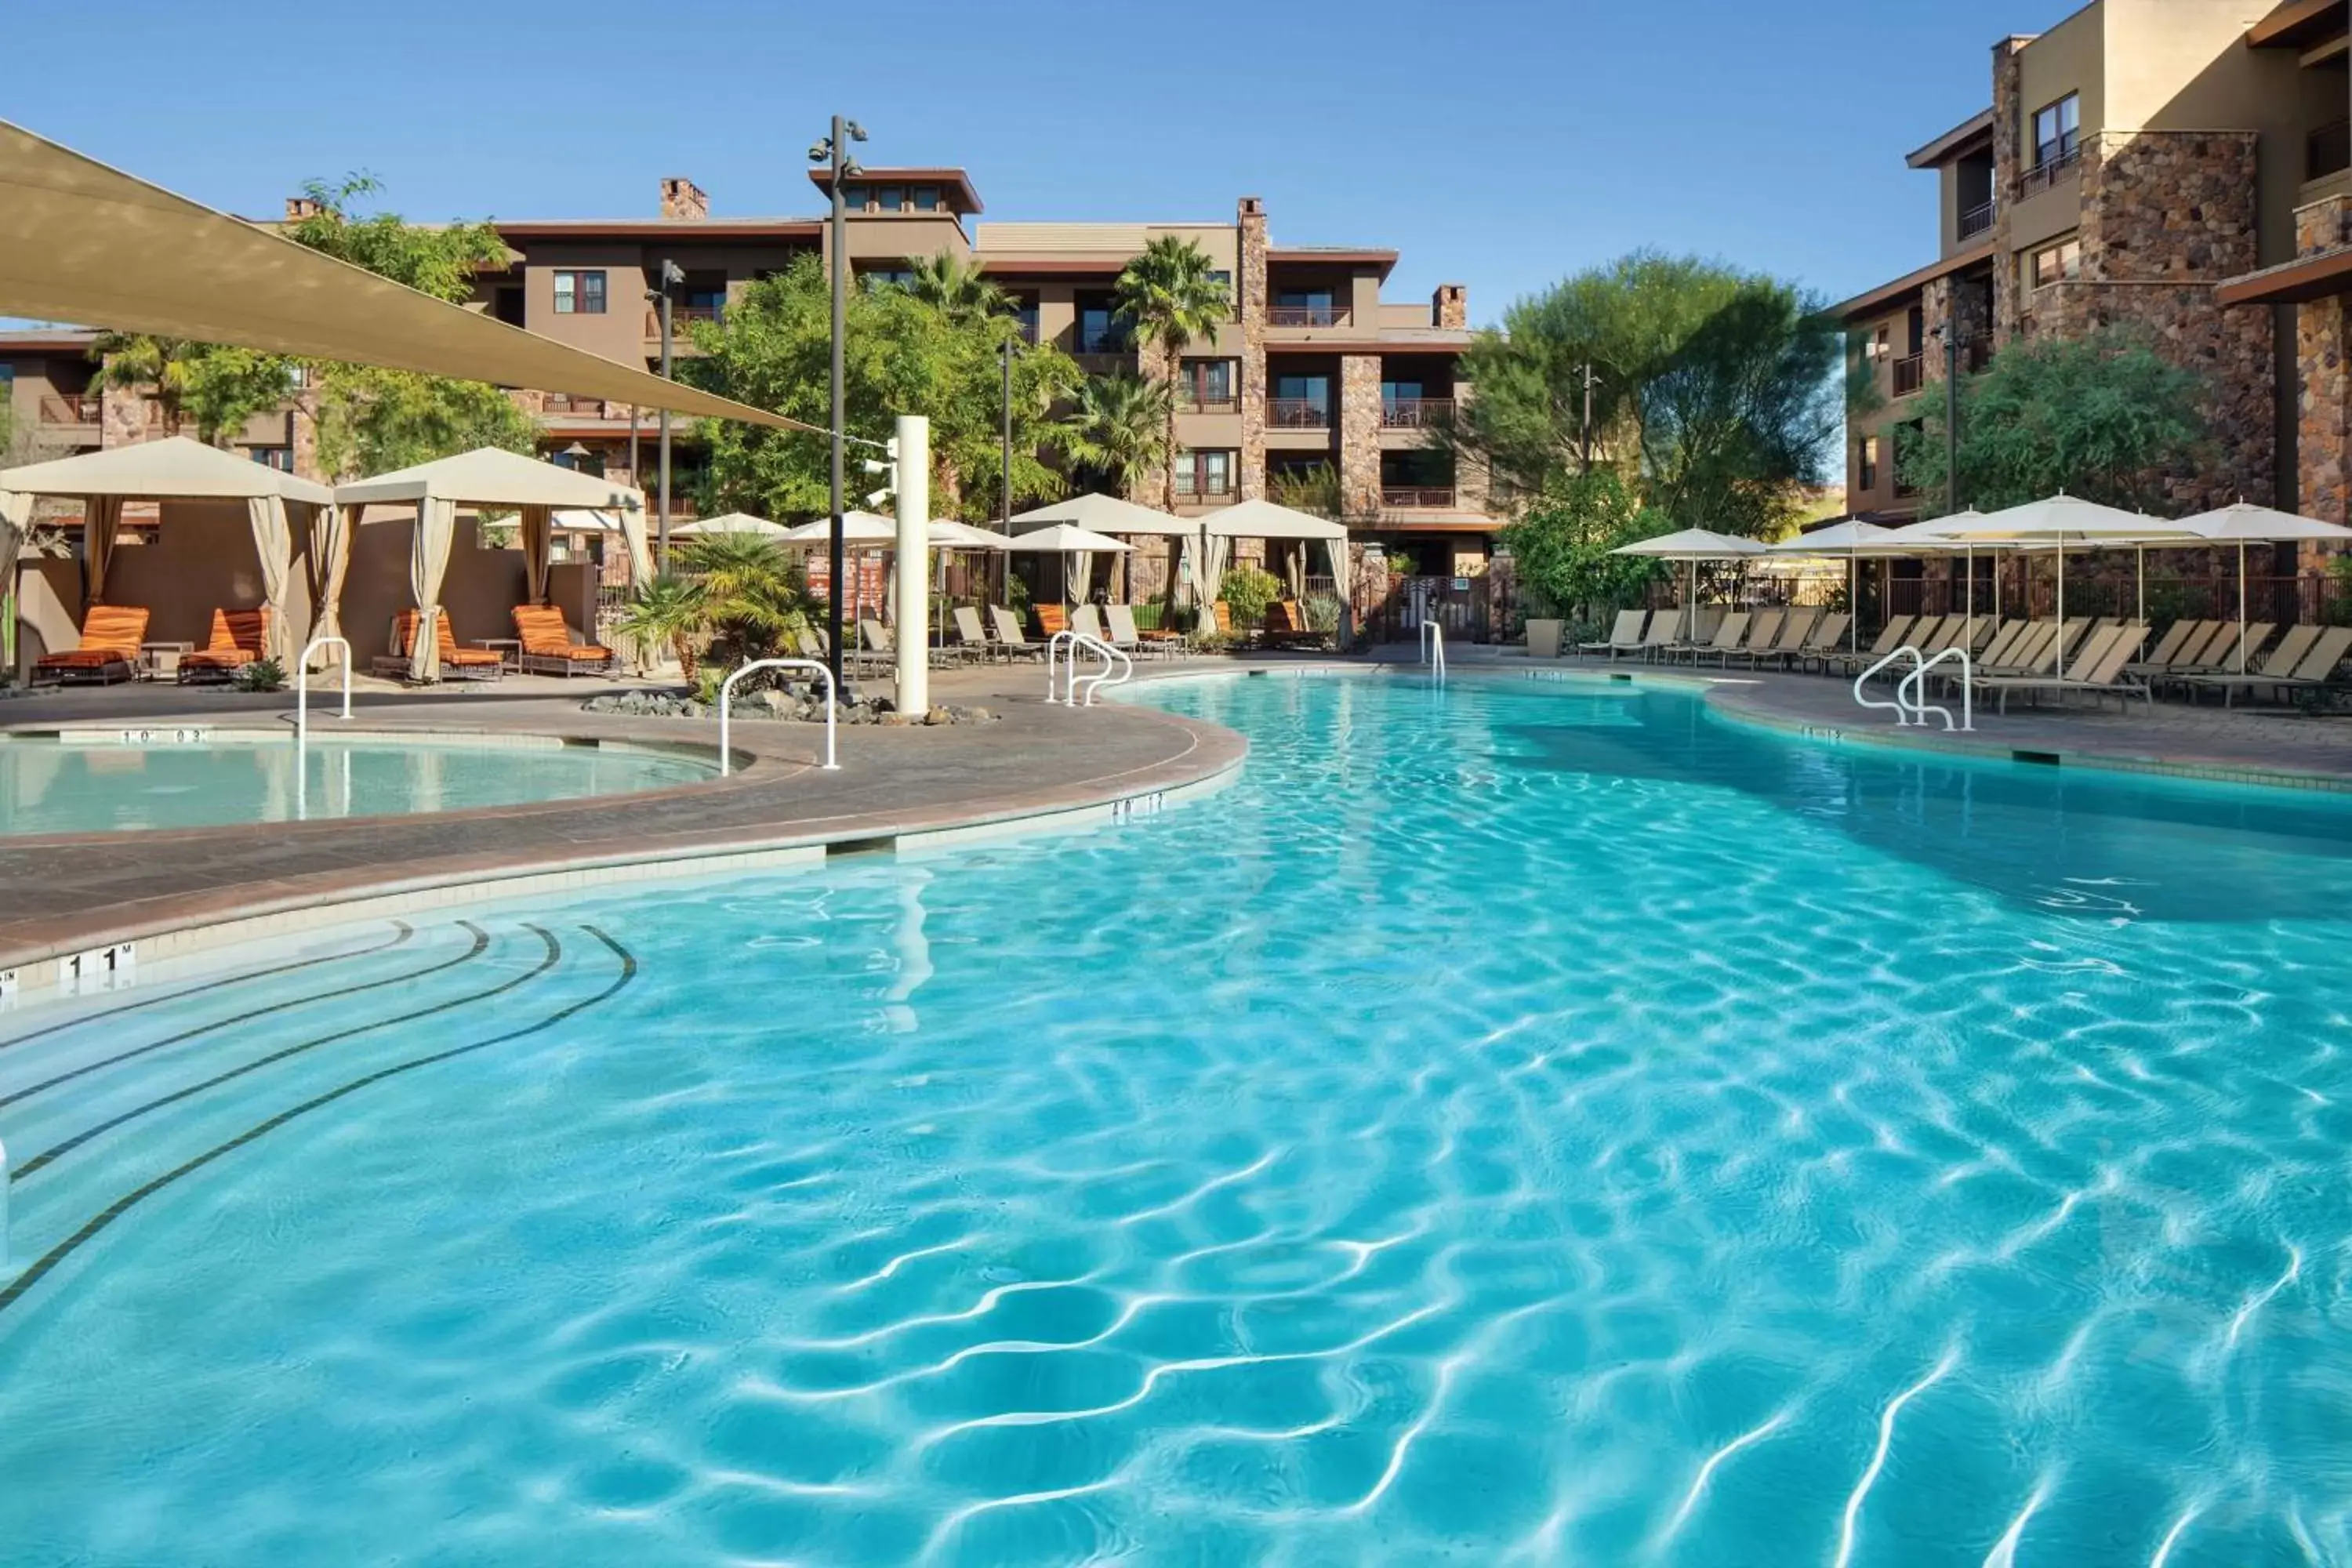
[647,258,684,571]
[1578,362,1599,473]
[809,115,866,685]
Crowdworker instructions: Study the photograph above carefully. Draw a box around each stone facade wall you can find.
[99,381,151,448]
[1132,337,1173,509]
[1988,37,2030,350]
[659,178,709,221]
[1237,197,1269,503]
[1432,284,1467,330]
[2295,195,2352,540]
[1338,354,1383,520]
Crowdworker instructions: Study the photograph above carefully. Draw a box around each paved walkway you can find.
[0,660,1248,972]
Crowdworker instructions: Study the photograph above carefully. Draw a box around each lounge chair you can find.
[990,606,1046,661]
[1637,608,1685,662]
[1035,604,1070,640]
[1828,615,1915,677]
[2125,619,2208,677]
[513,605,617,677]
[796,627,828,661]
[1973,620,2028,670]
[952,605,996,662]
[1733,606,1818,670]
[855,618,895,674]
[1578,609,1647,659]
[1677,612,1749,667]
[2173,622,2276,680]
[1105,604,1181,659]
[1792,612,1852,673]
[1263,600,1327,650]
[1718,608,1784,670]
[176,608,272,684]
[1668,606,1722,656]
[1970,624,2147,712]
[372,608,506,683]
[1069,603,1105,643]
[2179,625,2348,707]
[33,604,149,685]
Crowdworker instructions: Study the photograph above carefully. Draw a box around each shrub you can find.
[1302,593,1343,633]
[234,657,287,693]
[1221,565,1281,630]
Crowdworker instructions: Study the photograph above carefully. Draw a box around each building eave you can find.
[1905,108,1995,169]
[2214,242,2352,304]
[491,219,826,241]
[805,167,984,216]
[2247,0,2346,48]
[1830,241,1996,321]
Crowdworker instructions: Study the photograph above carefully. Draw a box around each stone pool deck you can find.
[0,660,1251,982]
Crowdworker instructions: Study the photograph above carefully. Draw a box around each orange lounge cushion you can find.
[36,648,135,668]
[38,604,151,665]
[514,606,610,659]
[180,648,260,667]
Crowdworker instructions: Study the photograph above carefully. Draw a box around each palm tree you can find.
[677,532,811,664]
[612,574,708,679]
[906,249,1011,325]
[1112,238,1232,512]
[1061,374,1171,499]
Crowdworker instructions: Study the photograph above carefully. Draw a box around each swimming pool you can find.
[0,731,715,834]
[1,672,2347,1564]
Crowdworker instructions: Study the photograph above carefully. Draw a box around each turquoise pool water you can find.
[0,734,713,833]
[2,673,2349,1564]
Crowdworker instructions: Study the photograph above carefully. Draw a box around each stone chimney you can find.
[1433,282,1468,329]
[1237,197,1269,503]
[659,177,710,221]
[285,195,324,223]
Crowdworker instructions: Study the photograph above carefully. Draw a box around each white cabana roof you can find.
[1200,499,1348,541]
[779,511,896,545]
[1010,492,1192,537]
[336,446,644,512]
[674,511,786,537]
[0,434,332,505]
[1002,522,1135,554]
[2182,502,2352,543]
[550,508,626,533]
[1609,527,1767,560]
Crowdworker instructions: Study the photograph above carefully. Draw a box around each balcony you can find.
[38,394,99,426]
[643,303,724,339]
[1891,354,1925,397]
[2016,143,2081,200]
[543,394,612,418]
[1381,397,1454,429]
[1958,200,1994,240]
[1382,486,1455,509]
[1267,398,1330,430]
[1267,303,1352,328]
[1177,394,1239,414]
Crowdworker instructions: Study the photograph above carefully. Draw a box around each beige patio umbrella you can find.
[336,446,646,680]
[1011,492,1189,603]
[673,512,787,538]
[1004,521,1135,606]
[1768,520,1896,652]
[0,434,332,663]
[1919,495,2197,671]
[1608,527,1768,641]
[2181,503,2352,673]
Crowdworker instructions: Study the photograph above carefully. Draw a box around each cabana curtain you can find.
[0,489,28,600]
[520,505,554,604]
[618,507,654,586]
[245,495,295,662]
[82,495,124,608]
[408,495,458,682]
[307,503,352,657]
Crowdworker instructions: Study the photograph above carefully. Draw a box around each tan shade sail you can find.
[0,118,811,434]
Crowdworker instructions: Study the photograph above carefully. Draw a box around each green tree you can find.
[1060,373,1171,499]
[685,256,1080,521]
[1112,237,1232,512]
[1498,470,1673,620]
[1896,326,2212,514]
[906,249,1012,325]
[1268,461,1341,518]
[678,532,811,666]
[89,334,294,444]
[1442,252,1838,535]
[612,575,709,678]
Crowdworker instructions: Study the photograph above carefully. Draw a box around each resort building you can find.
[1834,0,2350,552]
[5,168,1494,607]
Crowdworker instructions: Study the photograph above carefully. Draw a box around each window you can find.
[910,186,940,212]
[1173,449,1234,498]
[1872,324,1890,362]
[1274,373,1329,409]
[492,286,525,326]
[1906,304,1926,358]
[1183,360,1234,407]
[1077,305,1126,354]
[2032,93,2080,170]
[873,187,905,212]
[2029,238,2082,290]
[862,268,914,291]
[1277,289,1334,308]
[1858,436,1881,492]
[553,270,606,314]
[252,447,295,472]
[1207,269,1232,288]
[1381,378,1424,406]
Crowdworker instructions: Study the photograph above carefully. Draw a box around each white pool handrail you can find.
[1046,630,1131,706]
[1896,646,1973,732]
[718,658,838,777]
[1853,644,1922,725]
[296,634,351,752]
[1421,619,1446,682]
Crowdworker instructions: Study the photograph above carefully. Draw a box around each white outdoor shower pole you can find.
[893,414,931,719]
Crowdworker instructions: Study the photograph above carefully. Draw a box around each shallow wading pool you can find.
[0,731,717,834]
[0,673,2347,1564]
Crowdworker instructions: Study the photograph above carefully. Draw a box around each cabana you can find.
[1010,493,1191,603]
[1197,499,1349,608]
[0,435,332,668]
[334,447,648,681]
[1003,523,1135,607]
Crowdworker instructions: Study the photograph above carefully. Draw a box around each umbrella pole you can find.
[2136,545,2145,626]
[2238,539,2249,674]
[2053,544,2065,674]
[1965,546,1974,646]
[1849,549,1858,653]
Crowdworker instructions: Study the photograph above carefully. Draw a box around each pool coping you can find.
[0,695,1248,998]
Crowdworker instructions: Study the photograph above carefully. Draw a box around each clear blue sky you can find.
[9,0,2082,324]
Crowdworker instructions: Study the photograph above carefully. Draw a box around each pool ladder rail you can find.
[718,659,840,775]
[1421,619,1446,683]
[1045,630,1133,707]
[1853,644,1973,731]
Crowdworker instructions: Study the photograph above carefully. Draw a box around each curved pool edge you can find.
[0,699,1248,994]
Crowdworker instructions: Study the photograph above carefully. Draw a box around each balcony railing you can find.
[1267,398,1330,429]
[37,394,99,425]
[542,394,611,417]
[2310,118,2351,183]
[1178,394,1239,414]
[1891,354,1925,397]
[1381,397,1454,428]
[1172,481,1236,501]
[644,303,724,338]
[1267,303,1351,328]
[2017,143,2082,199]
[1958,200,1994,239]
[1382,485,1455,509]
